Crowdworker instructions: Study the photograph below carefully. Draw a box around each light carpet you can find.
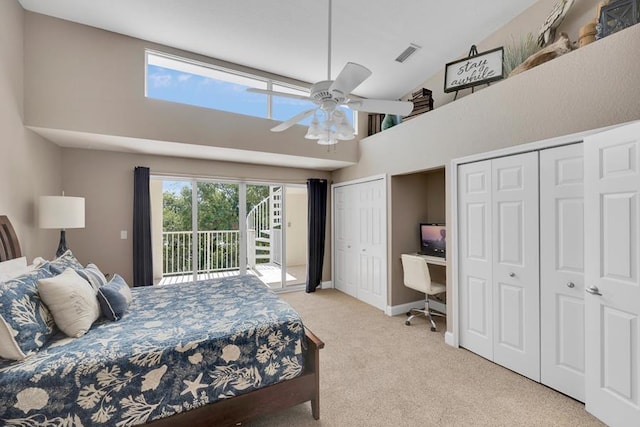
[250,289,604,427]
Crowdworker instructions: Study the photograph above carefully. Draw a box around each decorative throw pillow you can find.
[0,265,55,360]
[97,274,132,321]
[48,250,83,275]
[38,268,100,338]
[75,263,108,292]
[0,257,29,282]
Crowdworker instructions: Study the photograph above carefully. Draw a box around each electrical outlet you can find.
[120,230,128,240]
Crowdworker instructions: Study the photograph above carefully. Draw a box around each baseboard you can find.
[385,300,423,317]
[320,280,333,289]
[444,331,456,347]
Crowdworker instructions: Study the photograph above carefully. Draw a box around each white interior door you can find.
[540,143,585,402]
[492,152,540,382]
[334,185,357,298]
[458,159,494,360]
[355,178,387,311]
[585,122,640,426]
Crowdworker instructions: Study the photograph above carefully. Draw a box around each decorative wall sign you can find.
[444,46,504,94]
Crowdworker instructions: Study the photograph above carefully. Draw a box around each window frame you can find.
[145,50,357,131]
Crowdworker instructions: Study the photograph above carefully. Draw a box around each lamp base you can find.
[56,230,68,258]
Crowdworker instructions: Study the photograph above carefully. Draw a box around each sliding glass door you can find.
[196,182,240,279]
[152,177,307,289]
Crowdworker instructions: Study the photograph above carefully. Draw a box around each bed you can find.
[0,215,323,426]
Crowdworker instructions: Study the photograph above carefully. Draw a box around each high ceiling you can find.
[18,0,538,100]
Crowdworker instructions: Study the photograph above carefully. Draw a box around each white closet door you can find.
[540,143,585,401]
[334,185,357,297]
[356,179,387,311]
[585,123,640,426]
[458,160,494,360]
[492,152,540,381]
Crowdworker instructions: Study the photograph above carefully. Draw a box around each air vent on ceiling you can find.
[395,43,421,63]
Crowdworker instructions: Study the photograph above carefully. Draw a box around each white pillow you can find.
[0,257,29,282]
[38,268,100,338]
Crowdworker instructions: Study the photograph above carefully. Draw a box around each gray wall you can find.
[0,0,61,260]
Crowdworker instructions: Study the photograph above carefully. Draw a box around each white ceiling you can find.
[18,0,538,100]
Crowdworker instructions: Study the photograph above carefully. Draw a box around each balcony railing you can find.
[163,230,239,276]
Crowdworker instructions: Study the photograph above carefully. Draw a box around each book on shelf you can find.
[367,113,385,136]
[411,99,433,107]
[411,88,432,100]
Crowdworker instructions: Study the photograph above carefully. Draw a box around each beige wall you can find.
[285,188,308,267]
[413,0,602,109]
[390,169,445,306]
[334,11,640,332]
[61,148,330,285]
[149,180,163,281]
[22,11,358,166]
[0,0,61,260]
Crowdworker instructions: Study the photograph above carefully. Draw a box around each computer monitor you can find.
[420,223,446,258]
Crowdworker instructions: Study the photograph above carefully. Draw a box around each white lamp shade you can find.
[39,196,85,229]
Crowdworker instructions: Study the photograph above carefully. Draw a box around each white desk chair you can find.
[401,254,446,331]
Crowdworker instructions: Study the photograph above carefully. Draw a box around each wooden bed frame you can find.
[0,215,324,426]
[0,215,22,262]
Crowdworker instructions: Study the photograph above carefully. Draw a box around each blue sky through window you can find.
[146,51,354,130]
[147,65,268,118]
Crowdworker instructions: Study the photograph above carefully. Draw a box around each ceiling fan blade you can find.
[247,87,311,101]
[271,108,317,132]
[347,99,414,116]
[329,62,372,97]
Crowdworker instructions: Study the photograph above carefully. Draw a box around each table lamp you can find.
[39,194,85,257]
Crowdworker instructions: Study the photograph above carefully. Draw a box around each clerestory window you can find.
[145,50,355,129]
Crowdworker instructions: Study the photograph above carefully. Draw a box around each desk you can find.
[412,253,447,266]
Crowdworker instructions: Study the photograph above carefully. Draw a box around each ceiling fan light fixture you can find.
[305,116,323,139]
[247,0,413,145]
[317,135,338,146]
[335,112,355,140]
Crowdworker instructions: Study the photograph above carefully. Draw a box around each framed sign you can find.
[444,46,504,93]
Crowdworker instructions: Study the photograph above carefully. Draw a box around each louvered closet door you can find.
[585,122,640,426]
[458,160,494,361]
[492,152,540,382]
[540,143,585,402]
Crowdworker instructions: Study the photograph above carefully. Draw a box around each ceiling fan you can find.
[248,0,414,144]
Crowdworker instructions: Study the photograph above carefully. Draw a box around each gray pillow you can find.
[97,274,132,321]
[75,263,108,292]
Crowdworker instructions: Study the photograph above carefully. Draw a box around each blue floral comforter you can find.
[0,275,306,426]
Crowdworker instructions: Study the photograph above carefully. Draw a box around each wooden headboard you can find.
[0,216,22,262]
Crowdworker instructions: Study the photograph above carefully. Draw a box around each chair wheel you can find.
[405,321,411,326]
[406,311,411,316]
[430,327,436,332]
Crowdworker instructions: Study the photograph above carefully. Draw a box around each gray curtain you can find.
[306,178,327,293]
[133,166,153,286]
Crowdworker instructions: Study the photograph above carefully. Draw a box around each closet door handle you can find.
[586,285,602,296]
[566,282,575,288]
[508,272,515,278]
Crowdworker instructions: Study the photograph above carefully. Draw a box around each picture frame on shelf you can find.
[444,46,504,93]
